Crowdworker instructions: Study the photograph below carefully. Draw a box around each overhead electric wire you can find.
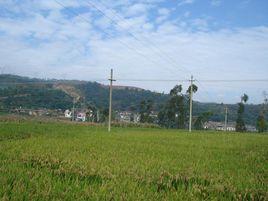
[116,79,189,82]
[52,1,268,85]
[53,0,186,78]
[196,79,268,83]
[83,0,191,78]
[195,79,217,102]
[3,0,266,103]
[77,0,268,104]
[1,78,267,85]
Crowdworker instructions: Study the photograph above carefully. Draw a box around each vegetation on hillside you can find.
[0,74,267,126]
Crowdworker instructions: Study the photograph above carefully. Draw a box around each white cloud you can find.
[178,0,195,6]
[156,8,171,24]
[123,3,153,17]
[191,18,209,31]
[183,11,191,18]
[0,0,267,103]
[210,0,222,7]
[158,8,170,16]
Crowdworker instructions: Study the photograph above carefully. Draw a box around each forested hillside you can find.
[0,74,265,125]
[0,74,167,111]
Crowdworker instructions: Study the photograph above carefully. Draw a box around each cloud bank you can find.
[0,0,267,103]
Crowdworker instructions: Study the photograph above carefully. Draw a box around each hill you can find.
[0,74,265,125]
[0,74,167,111]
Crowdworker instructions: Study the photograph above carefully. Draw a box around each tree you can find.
[139,99,154,123]
[158,84,198,129]
[194,112,213,130]
[170,85,182,96]
[86,103,98,122]
[186,84,198,94]
[256,114,267,133]
[158,85,185,128]
[99,108,109,123]
[236,94,248,132]
[256,92,268,132]
[241,94,249,103]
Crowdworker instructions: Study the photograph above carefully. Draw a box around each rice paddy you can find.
[0,119,267,200]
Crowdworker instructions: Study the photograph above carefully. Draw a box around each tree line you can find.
[138,85,267,133]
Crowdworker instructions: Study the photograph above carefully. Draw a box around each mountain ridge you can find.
[0,74,265,125]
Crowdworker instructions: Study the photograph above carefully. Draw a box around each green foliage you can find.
[0,86,73,109]
[139,99,154,123]
[236,103,246,132]
[256,96,268,133]
[241,94,249,103]
[1,75,266,126]
[236,94,249,132]
[186,84,198,94]
[158,84,197,129]
[169,84,182,96]
[194,112,213,130]
[79,82,167,112]
[256,114,267,133]
[158,95,186,128]
[0,119,267,200]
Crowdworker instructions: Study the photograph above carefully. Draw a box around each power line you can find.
[53,0,185,77]
[117,78,268,82]
[116,79,189,82]
[195,79,218,102]
[38,1,268,88]
[195,78,268,102]
[49,2,268,89]
[1,78,268,85]
[197,79,268,83]
[83,0,191,78]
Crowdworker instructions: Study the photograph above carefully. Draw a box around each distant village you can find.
[9,107,257,132]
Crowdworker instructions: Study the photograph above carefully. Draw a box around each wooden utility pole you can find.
[108,69,116,132]
[72,98,75,121]
[189,75,194,132]
[224,106,228,131]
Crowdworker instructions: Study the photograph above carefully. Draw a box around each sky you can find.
[0,0,268,104]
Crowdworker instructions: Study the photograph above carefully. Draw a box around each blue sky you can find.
[0,0,268,103]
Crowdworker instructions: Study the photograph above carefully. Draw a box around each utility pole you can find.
[108,69,116,132]
[189,75,194,132]
[72,98,75,121]
[224,106,228,131]
[97,110,100,123]
[263,91,268,113]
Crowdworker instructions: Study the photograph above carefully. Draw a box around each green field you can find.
[0,120,267,200]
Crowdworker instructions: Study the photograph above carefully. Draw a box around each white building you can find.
[204,121,236,131]
[64,110,72,118]
[76,112,86,122]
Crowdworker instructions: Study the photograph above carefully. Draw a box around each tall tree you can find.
[256,92,267,132]
[139,99,154,123]
[194,112,213,130]
[158,85,184,128]
[256,114,267,133]
[158,84,198,129]
[86,103,98,122]
[236,94,248,132]
[186,84,198,94]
